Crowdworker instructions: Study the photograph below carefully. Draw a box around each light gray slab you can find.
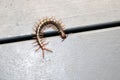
[0,0,120,80]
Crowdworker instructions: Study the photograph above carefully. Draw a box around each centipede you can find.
[33,17,67,58]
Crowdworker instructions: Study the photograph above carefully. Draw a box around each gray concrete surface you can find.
[0,0,120,80]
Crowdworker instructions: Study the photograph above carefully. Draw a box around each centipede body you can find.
[33,17,66,58]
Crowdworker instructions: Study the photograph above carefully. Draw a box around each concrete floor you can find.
[0,0,120,80]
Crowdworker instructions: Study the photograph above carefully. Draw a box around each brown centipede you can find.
[33,17,66,58]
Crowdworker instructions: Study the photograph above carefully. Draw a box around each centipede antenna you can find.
[0,21,120,44]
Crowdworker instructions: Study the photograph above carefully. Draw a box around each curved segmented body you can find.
[33,17,66,58]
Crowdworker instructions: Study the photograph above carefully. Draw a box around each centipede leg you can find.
[42,49,44,58]
[42,42,49,46]
[35,47,40,52]
[43,47,53,52]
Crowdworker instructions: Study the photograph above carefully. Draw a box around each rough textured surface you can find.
[0,0,120,80]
